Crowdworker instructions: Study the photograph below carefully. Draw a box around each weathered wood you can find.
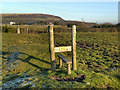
[48,24,56,71]
[58,54,72,74]
[17,25,20,34]
[26,28,29,34]
[48,25,77,74]
[55,46,71,53]
[58,54,72,64]
[72,25,77,70]
[59,58,62,68]
[67,64,71,75]
[58,54,64,58]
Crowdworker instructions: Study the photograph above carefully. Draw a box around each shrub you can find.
[2,25,16,33]
[2,25,8,33]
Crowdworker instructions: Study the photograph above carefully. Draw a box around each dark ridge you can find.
[2,13,96,26]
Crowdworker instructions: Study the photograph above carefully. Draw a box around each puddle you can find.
[30,82,37,88]
[2,69,40,88]
[21,80,33,87]
[2,48,39,88]
[113,61,117,65]
[88,47,91,48]
[2,75,35,88]
[42,84,46,88]
[109,67,116,70]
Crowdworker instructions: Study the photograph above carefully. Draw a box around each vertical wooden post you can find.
[59,58,62,68]
[67,64,71,75]
[48,24,56,71]
[17,25,20,34]
[72,25,77,70]
[26,28,29,34]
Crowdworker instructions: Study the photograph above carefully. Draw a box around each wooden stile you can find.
[48,24,77,74]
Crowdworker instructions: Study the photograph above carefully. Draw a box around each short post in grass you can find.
[67,64,71,74]
[17,25,20,34]
[48,24,56,71]
[59,58,62,68]
[26,28,29,34]
[72,25,77,70]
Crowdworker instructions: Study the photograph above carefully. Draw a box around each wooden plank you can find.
[62,57,72,64]
[55,46,71,53]
[58,54,72,64]
[72,25,77,70]
[48,24,56,71]
[58,54,65,58]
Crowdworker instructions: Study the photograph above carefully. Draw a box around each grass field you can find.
[2,31,120,88]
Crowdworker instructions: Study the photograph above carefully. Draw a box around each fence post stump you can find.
[26,28,29,34]
[72,25,77,70]
[17,25,20,34]
[48,24,56,71]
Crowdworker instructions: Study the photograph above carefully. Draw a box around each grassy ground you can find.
[2,32,120,88]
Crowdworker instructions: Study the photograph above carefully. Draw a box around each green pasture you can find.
[2,32,120,88]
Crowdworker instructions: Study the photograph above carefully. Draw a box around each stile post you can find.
[17,25,20,34]
[59,58,62,68]
[67,64,71,75]
[48,24,56,71]
[26,28,29,34]
[72,25,77,70]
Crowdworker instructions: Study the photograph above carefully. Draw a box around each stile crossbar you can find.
[48,24,77,75]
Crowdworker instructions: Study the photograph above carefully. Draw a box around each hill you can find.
[2,13,65,25]
[2,13,96,26]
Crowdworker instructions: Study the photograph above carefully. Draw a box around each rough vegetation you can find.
[2,27,120,88]
[2,24,118,34]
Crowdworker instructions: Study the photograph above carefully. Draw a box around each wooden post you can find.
[67,64,71,75]
[17,25,20,34]
[72,25,77,70]
[59,58,62,68]
[26,28,29,34]
[48,24,56,71]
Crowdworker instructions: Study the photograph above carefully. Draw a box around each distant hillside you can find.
[2,13,96,26]
[2,13,65,25]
